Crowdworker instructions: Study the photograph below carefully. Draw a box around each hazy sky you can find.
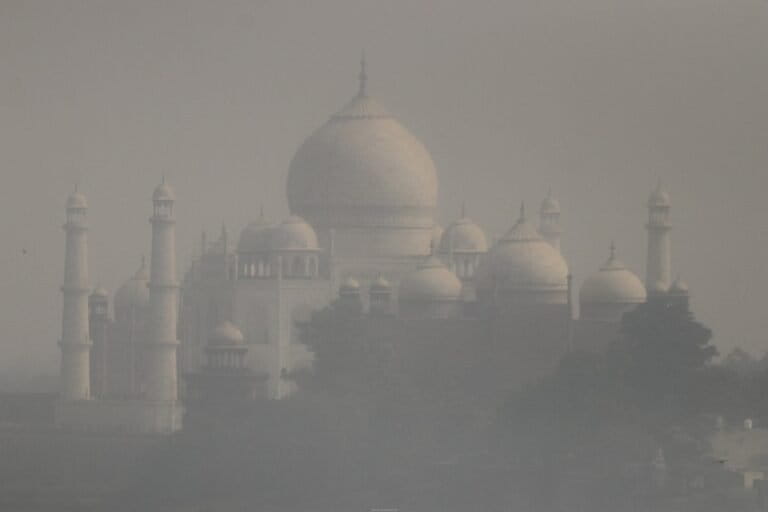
[1,0,767,381]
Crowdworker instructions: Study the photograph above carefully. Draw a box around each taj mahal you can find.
[55,59,688,434]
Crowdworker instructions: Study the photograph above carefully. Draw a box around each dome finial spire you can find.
[358,51,367,97]
[461,200,466,218]
[519,201,526,221]
[609,240,616,260]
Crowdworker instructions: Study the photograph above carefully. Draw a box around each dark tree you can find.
[608,300,716,412]
[496,300,725,511]
[295,299,370,395]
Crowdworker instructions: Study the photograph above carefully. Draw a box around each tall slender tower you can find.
[60,187,92,401]
[645,181,672,295]
[88,285,109,399]
[145,180,180,401]
[539,188,562,252]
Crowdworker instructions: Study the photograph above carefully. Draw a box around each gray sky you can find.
[1,0,767,381]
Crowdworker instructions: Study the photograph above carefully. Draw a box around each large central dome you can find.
[286,61,438,258]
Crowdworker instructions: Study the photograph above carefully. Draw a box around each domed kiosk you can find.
[237,210,274,279]
[337,276,363,312]
[185,321,268,412]
[270,216,320,279]
[286,58,438,260]
[236,215,320,280]
[439,217,488,255]
[66,188,88,210]
[439,204,488,281]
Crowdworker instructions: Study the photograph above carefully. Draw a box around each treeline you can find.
[296,298,768,511]
[119,299,768,511]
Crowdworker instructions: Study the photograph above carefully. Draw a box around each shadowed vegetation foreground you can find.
[90,301,768,511]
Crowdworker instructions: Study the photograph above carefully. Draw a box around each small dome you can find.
[580,245,646,305]
[209,321,245,346]
[439,217,488,253]
[669,277,689,295]
[270,216,319,251]
[153,181,175,202]
[90,285,109,299]
[340,276,361,292]
[66,190,88,210]
[476,205,568,293]
[237,213,273,253]
[114,259,150,313]
[399,255,462,302]
[648,182,670,208]
[648,280,669,295]
[371,275,392,291]
[540,190,560,214]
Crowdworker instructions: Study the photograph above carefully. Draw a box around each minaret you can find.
[89,284,109,399]
[645,180,672,295]
[358,52,367,97]
[60,187,92,401]
[145,180,180,401]
[539,188,562,252]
